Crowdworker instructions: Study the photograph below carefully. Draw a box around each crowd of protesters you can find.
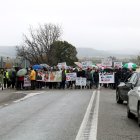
[1,65,135,90]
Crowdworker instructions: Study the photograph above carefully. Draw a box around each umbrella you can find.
[123,63,137,69]
[40,64,49,68]
[74,62,82,68]
[92,64,98,68]
[32,65,43,70]
[17,68,27,77]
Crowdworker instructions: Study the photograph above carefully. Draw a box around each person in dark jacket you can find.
[17,76,24,90]
[10,71,16,89]
[93,69,99,88]
[60,67,66,89]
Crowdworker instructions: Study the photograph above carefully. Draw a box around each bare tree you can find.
[16,23,62,65]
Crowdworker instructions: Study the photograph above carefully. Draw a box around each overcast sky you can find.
[0,0,140,51]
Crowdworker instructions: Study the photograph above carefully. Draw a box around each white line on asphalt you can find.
[13,91,45,103]
[89,90,100,140]
[75,90,96,140]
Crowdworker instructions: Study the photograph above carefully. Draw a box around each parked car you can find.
[127,73,140,127]
[116,72,139,104]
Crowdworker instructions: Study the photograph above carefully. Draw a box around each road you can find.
[0,88,140,140]
[97,88,140,140]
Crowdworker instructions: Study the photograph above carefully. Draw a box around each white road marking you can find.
[75,90,96,140]
[13,91,45,103]
[89,90,100,140]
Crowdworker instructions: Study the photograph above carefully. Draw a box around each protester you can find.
[17,76,24,90]
[29,67,36,90]
[85,68,92,89]
[60,67,66,89]
[3,69,7,88]
[93,69,99,89]
[10,70,16,89]
[77,67,86,89]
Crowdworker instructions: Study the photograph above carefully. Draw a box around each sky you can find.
[0,0,140,51]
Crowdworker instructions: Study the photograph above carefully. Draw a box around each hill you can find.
[0,46,138,59]
[0,46,16,57]
[76,47,137,58]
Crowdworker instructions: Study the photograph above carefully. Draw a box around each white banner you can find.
[102,58,112,66]
[99,73,114,83]
[114,62,122,68]
[76,77,87,86]
[66,73,77,81]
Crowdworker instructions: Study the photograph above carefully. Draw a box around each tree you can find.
[16,24,61,65]
[49,41,78,66]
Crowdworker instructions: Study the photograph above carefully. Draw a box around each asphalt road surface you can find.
[0,88,140,140]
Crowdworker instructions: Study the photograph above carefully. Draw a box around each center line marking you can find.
[89,90,100,140]
[75,90,97,140]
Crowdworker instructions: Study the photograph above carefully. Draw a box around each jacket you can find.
[30,70,36,80]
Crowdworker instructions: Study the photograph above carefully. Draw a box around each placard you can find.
[76,77,87,86]
[24,75,31,87]
[57,62,67,69]
[99,73,114,83]
[82,61,92,69]
[114,62,122,68]
[102,58,112,67]
[66,73,77,81]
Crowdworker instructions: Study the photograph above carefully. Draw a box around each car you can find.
[116,72,139,104]
[127,73,140,127]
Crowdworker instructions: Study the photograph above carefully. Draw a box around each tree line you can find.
[16,24,78,66]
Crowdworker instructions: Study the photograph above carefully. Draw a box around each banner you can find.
[114,62,122,68]
[36,71,62,82]
[24,75,31,87]
[76,77,87,86]
[66,73,77,81]
[49,71,62,82]
[99,73,114,83]
[102,58,112,67]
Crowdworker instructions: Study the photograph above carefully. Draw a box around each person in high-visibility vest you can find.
[4,70,11,88]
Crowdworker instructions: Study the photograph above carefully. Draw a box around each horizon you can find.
[0,46,139,52]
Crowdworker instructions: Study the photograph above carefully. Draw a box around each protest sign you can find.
[102,58,112,67]
[24,75,31,87]
[66,73,77,81]
[82,61,92,69]
[99,73,114,83]
[114,62,122,68]
[57,62,67,69]
[76,77,87,86]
